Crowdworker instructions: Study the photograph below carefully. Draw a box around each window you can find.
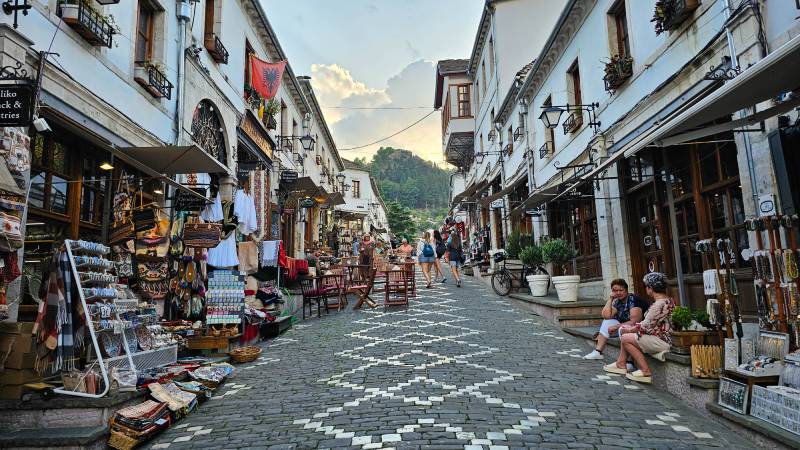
[610,0,630,57]
[488,37,495,75]
[507,126,513,155]
[568,61,582,106]
[543,96,555,155]
[135,1,155,62]
[244,40,255,87]
[480,133,484,153]
[548,187,602,279]
[30,133,71,216]
[457,85,471,117]
[352,180,361,199]
[204,0,216,36]
[474,80,480,107]
[481,61,487,94]
[280,100,288,137]
[442,88,451,134]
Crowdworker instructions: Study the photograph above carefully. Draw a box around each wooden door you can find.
[627,186,668,295]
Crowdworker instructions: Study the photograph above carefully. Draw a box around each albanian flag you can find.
[250,56,287,100]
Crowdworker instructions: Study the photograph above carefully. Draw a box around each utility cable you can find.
[338,109,438,151]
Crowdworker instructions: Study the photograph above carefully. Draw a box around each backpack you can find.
[422,242,435,258]
[435,240,446,256]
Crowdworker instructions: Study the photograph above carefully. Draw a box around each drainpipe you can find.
[723,0,758,210]
[175,0,190,145]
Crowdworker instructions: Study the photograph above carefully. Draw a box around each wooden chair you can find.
[321,271,347,310]
[384,269,409,310]
[300,276,329,319]
[402,261,417,298]
[350,266,378,309]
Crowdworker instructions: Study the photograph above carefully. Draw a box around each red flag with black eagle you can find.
[249,56,287,100]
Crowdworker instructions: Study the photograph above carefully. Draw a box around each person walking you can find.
[433,229,447,283]
[416,231,436,288]
[446,231,464,287]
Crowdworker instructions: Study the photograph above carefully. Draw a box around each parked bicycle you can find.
[490,251,548,296]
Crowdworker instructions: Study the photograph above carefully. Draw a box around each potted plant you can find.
[603,55,634,91]
[669,306,705,354]
[692,310,721,345]
[541,238,580,302]
[265,98,280,130]
[506,230,521,259]
[520,244,548,297]
[652,0,700,35]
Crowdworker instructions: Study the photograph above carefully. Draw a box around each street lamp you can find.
[336,173,346,183]
[299,134,315,152]
[538,102,601,133]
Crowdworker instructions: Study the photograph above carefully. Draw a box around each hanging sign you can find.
[490,199,504,209]
[0,84,33,127]
[319,204,330,210]
[175,187,209,211]
[280,170,298,183]
[758,193,776,217]
[299,197,315,208]
[282,207,295,215]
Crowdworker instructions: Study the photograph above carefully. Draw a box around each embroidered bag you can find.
[0,211,22,251]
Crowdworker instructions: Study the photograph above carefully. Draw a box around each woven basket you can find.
[228,346,262,363]
[183,221,222,248]
[107,428,139,450]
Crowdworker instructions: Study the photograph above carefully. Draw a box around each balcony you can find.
[604,56,633,92]
[653,0,700,35]
[513,126,524,142]
[134,63,173,100]
[204,33,229,64]
[59,1,115,48]
[562,112,583,135]
[539,141,553,159]
[503,143,513,156]
[443,115,474,171]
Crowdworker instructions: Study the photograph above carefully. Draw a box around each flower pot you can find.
[527,274,549,297]
[551,275,580,302]
[59,4,79,23]
[669,330,705,354]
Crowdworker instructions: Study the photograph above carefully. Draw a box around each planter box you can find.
[670,330,705,354]
[603,57,633,91]
[204,32,229,64]
[59,3,114,48]
[134,65,173,100]
[662,0,700,32]
[266,114,277,130]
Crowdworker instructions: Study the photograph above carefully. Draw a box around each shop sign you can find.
[490,199,504,209]
[175,187,209,211]
[281,170,298,183]
[299,197,315,208]
[319,204,330,210]
[283,207,295,215]
[758,193,776,217]
[237,161,257,179]
[239,111,273,160]
[0,84,33,127]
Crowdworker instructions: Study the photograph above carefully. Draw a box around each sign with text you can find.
[280,170,298,183]
[175,187,209,211]
[299,197,315,208]
[0,85,33,127]
[490,199,504,209]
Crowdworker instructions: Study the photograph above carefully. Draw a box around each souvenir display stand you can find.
[54,239,178,398]
[712,214,800,438]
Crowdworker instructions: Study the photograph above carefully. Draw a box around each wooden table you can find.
[315,273,347,310]
[723,369,781,414]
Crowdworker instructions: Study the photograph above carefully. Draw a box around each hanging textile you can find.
[261,240,281,267]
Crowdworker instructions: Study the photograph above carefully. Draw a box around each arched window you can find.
[191,100,227,165]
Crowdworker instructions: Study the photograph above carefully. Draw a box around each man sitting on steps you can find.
[583,278,649,360]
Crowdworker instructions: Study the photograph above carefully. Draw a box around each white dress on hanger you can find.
[202,194,239,268]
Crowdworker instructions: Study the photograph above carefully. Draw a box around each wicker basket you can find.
[108,429,139,450]
[228,346,262,363]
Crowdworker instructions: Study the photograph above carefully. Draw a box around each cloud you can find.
[309,60,443,164]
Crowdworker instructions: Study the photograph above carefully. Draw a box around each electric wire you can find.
[338,109,438,151]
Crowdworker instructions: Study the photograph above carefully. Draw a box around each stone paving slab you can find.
[148,275,755,450]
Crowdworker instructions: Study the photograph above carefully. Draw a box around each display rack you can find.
[54,239,177,398]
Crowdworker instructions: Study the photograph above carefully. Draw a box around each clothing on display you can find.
[203,195,239,268]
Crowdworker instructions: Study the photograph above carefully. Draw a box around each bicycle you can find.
[490,252,549,296]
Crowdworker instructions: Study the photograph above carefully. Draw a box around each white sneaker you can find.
[583,350,603,360]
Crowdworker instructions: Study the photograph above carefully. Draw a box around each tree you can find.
[386,201,415,241]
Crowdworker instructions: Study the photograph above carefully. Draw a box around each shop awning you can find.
[281,176,323,197]
[508,185,561,217]
[553,33,800,202]
[338,210,368,221]
[324,191,346,206]
[479,176,527,206]
[119,145,229,174]
[453,179,489,204]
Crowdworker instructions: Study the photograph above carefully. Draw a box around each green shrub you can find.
[506,231,522,258]
[519,233,534,251]
[671,306,693,331]
[692,310,711,328]
[520,245,545,269]
[541,238,579,272]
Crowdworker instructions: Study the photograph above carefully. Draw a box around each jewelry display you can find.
[719,377,749,414]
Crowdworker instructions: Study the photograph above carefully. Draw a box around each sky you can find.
[260,0,485,164]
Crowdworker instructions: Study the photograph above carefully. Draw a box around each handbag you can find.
[183,217,222,248]
[133,207,157,232]
[0,211,22,251]
[135,211,170,259]
[110,218,135,245]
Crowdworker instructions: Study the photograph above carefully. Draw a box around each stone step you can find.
[0,390,146,430]
[0,426,107,450]
[557,313,603,328]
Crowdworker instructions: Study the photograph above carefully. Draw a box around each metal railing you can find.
[539,141,553,159]
[60,1,115,48]
[562,112,583,134]
[204,32,229,64]
[135,62,174,99]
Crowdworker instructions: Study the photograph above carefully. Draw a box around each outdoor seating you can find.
[350,266,378,309]
[300,276,329,319]
[383,268,409,310]
[320,270,347,310]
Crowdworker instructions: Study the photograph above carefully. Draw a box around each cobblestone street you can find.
[149,276,754,450]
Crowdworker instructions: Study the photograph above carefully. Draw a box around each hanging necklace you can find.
[785,250,799,280]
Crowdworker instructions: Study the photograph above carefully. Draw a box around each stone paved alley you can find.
[149,276,754,450]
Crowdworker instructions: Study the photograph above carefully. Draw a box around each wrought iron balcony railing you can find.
[204,33,229,64]
[59,1,115,48]
[134,62,173,100]
[539,141,554,159]
[562,112,583,135]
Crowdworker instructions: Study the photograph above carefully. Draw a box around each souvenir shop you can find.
[0,114,309,446]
